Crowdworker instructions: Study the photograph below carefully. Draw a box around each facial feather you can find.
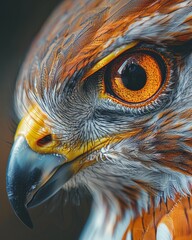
[10,0,192,239]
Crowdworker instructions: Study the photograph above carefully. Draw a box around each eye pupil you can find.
[121,63,147,91]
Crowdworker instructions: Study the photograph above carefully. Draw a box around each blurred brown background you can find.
[0,1,90,239]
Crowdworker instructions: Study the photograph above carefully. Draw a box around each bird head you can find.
[6,0,192,233]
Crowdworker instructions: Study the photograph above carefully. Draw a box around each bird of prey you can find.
[6,0,192,239]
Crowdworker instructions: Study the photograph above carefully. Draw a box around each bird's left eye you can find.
[103,48,170,107]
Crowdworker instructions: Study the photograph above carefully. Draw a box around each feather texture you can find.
[12,0,192,239]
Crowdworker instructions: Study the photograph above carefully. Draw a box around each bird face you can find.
[6,0,192,235]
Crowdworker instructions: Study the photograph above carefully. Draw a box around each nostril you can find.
[37,134,52,147]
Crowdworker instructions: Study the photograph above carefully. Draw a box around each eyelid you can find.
[84,41,139,79]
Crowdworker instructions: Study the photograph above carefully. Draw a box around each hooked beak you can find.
[6,136,74,228]
[5,105,100,229]
[6,105,138,229]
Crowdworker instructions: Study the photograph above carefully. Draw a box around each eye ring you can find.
[101,48,171,108]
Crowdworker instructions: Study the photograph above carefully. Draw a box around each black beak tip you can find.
[21,216,34,229]
[8,196,33,229]
[19,211,33,229]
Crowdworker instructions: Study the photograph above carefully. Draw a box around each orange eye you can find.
[103,49,169,107]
